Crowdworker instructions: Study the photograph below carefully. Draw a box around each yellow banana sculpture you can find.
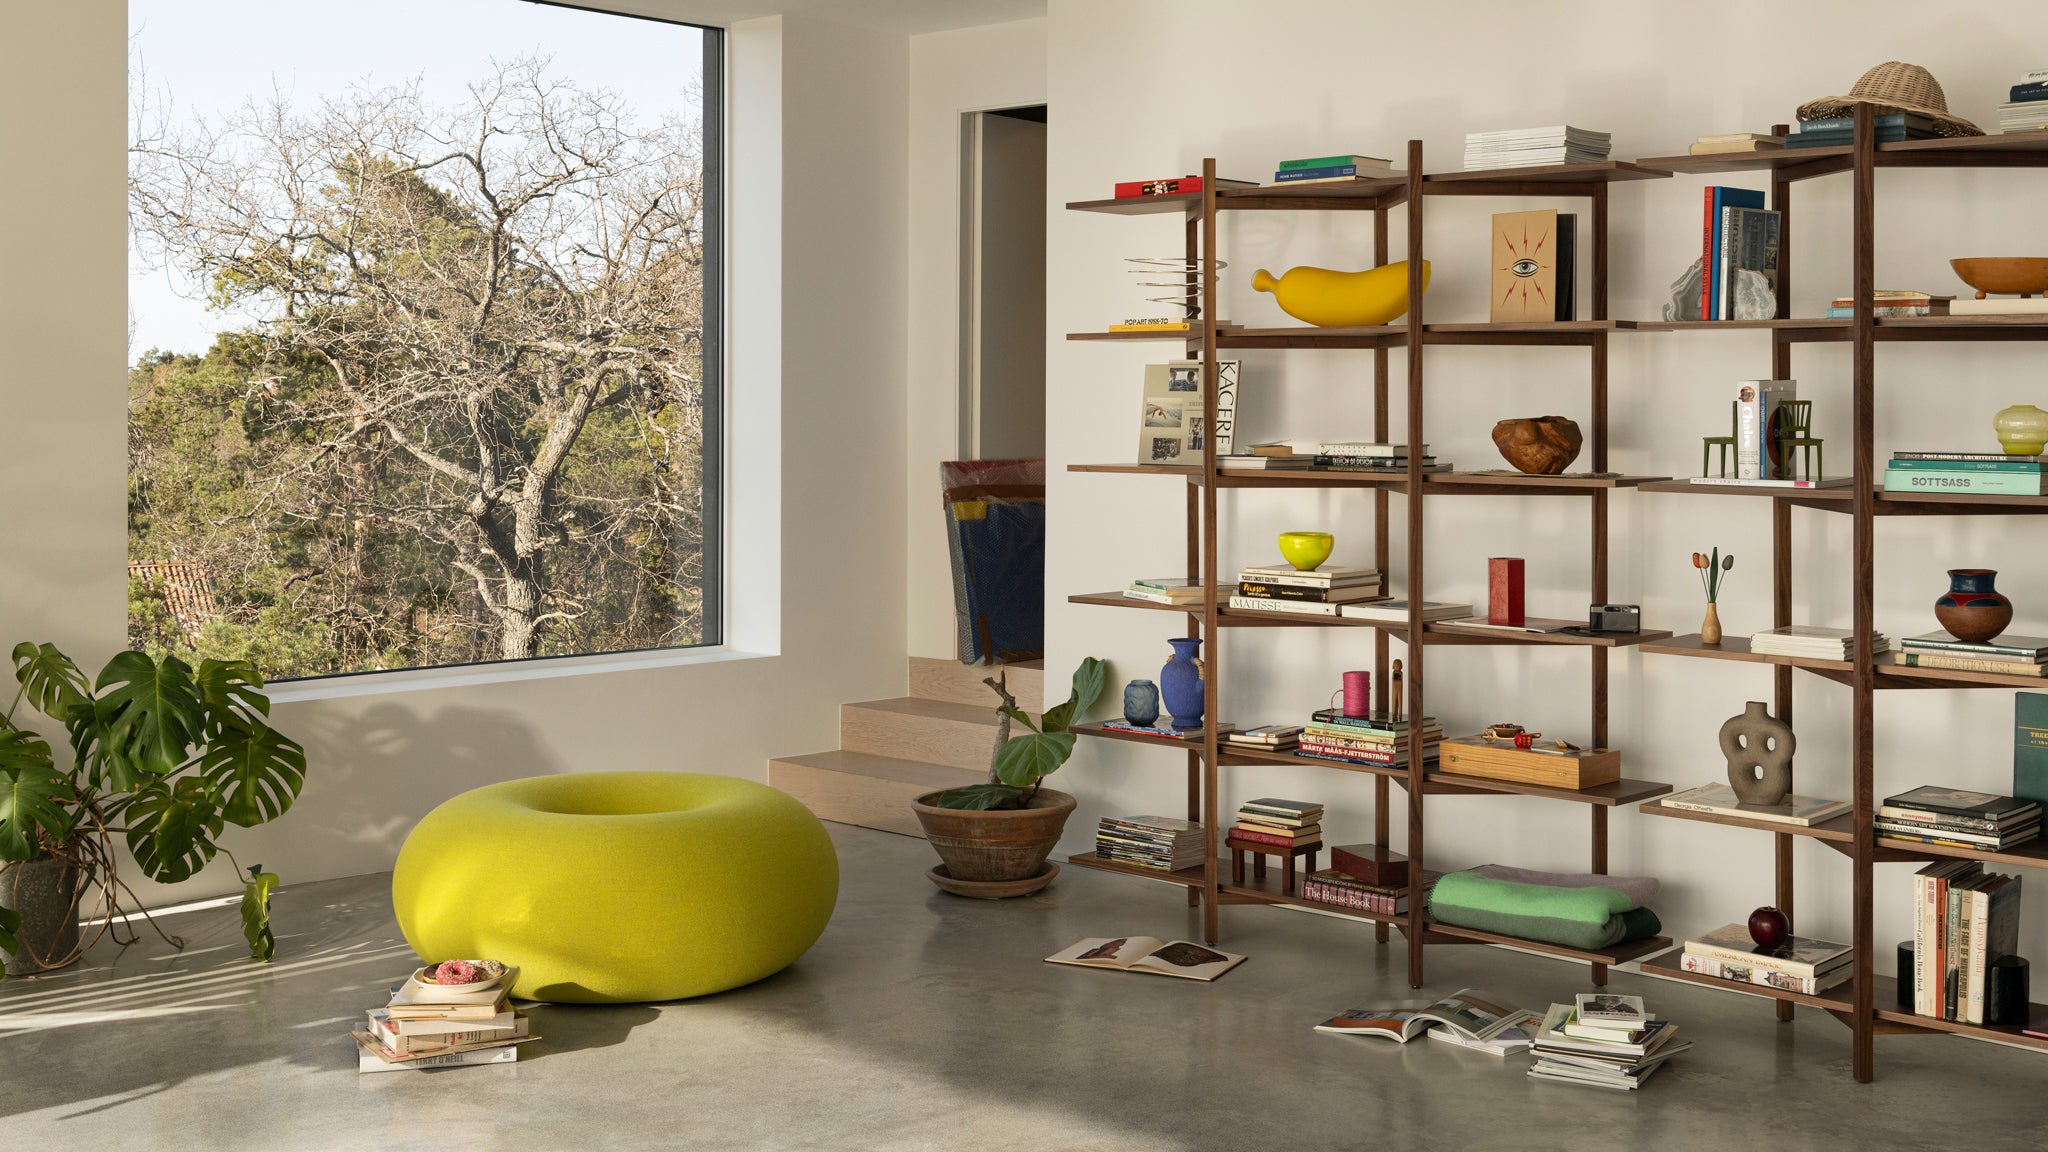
[1251,260,1431,327]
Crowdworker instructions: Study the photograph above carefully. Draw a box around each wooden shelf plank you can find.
[1423,472,1670,493]
[1425,621,1674,648]
[1064,192,1204,216]
[1873,1003,2048,1052]
[1640,633,1858,672]
[1424,921,1674,965]
[1634,149,1851,177]
[1632,314,2048,342]
[1637,479,1854,503]
[1215,470,1412,490]
[1637,132,2048,179]
[1876,661,2048,689]
[1638,950,1862,1012]
[1070,593,1675,650]
[1067,328,1202,342]
[1638,797,1858,843]
[1217,177,1410,210]
[1422,160,1673,189]
[1875,490,2048,515]
[1066,463,1200,478]
[1068,592,1205,615]
[1422,770,1671,807]
[1065,852,1208,888]
[1071,721,1209,749]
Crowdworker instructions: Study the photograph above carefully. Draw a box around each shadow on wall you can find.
[265,701,568,881]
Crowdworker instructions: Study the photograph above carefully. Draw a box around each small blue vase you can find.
[1160,637,1205,729]
[1122,680,1161,727]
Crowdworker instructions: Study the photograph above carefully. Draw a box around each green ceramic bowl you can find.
[1277,531,1335,572]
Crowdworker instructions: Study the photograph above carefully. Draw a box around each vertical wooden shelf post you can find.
[1402,139,1428,988]
[1847,102,1879,1085]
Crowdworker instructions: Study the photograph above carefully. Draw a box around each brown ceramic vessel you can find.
[912,788,1076,885]
[1491,416,1583,475]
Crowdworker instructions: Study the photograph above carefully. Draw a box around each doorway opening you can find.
[958,104,1046,461]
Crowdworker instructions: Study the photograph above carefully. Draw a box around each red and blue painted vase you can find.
[1934,569,2012,645]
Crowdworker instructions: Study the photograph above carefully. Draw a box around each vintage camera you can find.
[1588,604,1641,633]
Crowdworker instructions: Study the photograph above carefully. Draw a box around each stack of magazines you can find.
[1528,995,1690,1091]
[1094,814,1205,872]
[1749,625,1889,660]
[1464,126,1610,170]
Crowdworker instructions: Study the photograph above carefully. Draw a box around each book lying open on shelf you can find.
[1044,936,1244,981]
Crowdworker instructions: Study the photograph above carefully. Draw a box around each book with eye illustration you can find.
[1490,209,1576,322]
[1043,936,1246,981]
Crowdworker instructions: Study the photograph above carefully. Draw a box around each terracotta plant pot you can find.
[911,788,1076,884]
[1,857,83,976]
[1491,416,1583,475]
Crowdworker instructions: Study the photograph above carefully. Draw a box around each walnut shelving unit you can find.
[1629,108,2048,1081]
[1063,143,1678,992]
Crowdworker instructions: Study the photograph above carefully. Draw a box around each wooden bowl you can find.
[1951,257,2048,299]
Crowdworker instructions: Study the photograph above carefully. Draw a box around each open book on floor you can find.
[1044,936,1245,981]
[1314,988,1527,1043]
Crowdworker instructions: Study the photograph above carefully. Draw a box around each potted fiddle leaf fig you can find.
[911,657,1104,897]
[0,643,306,975]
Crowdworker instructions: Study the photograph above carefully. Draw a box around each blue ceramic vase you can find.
[1935,569,2012,644]
[1122,680,1161,727]
[1160,637,1205,729]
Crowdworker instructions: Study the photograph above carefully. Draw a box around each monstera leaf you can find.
[93,651,205,781]
[994,731,1076,788]
[241,865,278,962]
[0,730,71,862]
[198,723,306,827]
[123,778,222,884]
[11,643,89,724]
[194,659,271,733]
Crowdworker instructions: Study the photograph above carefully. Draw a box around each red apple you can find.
[1749,906,1790,951]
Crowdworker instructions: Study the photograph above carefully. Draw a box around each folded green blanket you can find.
[1430,870,1632,926]
[1428,901,1663,951]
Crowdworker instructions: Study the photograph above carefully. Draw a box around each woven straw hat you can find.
[1797,61,1981,137]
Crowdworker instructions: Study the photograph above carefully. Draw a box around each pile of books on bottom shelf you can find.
[1095,814,1206,872]
[1894,631,2048,678]
[1298,709,1441,768]
[1301,867,1436,915]
[1879,785,2041,851]
[1748,625,1889,661]
[1228,798,1321,851]
[1528,995,1690,1091]
[1679,923,1852,995]
[1229,564,1383,618]
[352,961,534,1074]
[1912,860,2024,1024]
[1885,451,2048,497]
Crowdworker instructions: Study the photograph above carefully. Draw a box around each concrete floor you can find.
[2,825,2044,1152]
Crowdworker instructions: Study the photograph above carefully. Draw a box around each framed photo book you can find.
[1136,358,1239,465]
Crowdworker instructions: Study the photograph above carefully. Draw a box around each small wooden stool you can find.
[1227,836,1320,895]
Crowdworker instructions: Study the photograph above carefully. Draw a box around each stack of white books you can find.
[1748,625,1888,660]
[1998,68,2048,134]
[1463,126,1611,170]
[1527,996,1691,1091]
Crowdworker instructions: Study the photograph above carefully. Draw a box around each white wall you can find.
[0,7,908,903]
[906,20,1048,659]
[1043,0,2048,977]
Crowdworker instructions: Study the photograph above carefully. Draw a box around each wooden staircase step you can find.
[908,657,1044,712]
[840,696,1026,773]
[768,750,982,837]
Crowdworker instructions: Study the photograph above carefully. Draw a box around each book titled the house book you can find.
[1044,936,1244,981]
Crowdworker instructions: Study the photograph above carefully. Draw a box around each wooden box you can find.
[1437,736,1621,790]
[1330,844,1408,887]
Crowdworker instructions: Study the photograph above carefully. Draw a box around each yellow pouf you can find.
[392,772,838,1003]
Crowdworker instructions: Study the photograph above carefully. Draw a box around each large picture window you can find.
[126,1,721,679]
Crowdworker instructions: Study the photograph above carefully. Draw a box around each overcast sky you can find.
[129,0,705,358]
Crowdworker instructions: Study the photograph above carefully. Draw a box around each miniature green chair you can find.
[1702,401,1737,478]
[1776,399,1823,480]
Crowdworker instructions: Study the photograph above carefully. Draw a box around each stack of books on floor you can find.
[1880,785,2041,851]
[1748,624,1889,661]
[1999,69,2048,134]
[1894,630,2048,677]
[1220,724,1301,753]
[1823,290,1950,318]
[1301,867,1437,915]
[1786,112,1939,149]
[1528,996,1689,1090]
[1688,131,1782,156]
[1123,577,1206,606]
[1885,451,2048,497]
[1911,859,2025,1023]
[1463,125,1610,169]
[1095,814,1207,872]
[1266,153,1392,186]
[1229,798,1322,851]
[1678,923,1852,994]
[1298,709,1441,768]
[1229,564,1383,618]
[352,961,533,1073]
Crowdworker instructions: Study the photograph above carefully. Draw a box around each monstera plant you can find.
[0,643,306,974]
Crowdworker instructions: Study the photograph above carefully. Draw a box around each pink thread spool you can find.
[1328,670,1371,718]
